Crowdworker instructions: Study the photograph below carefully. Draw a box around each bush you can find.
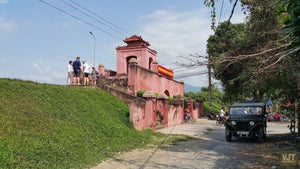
[136,90,146,98]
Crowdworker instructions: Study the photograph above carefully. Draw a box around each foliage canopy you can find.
[206,0,299,103]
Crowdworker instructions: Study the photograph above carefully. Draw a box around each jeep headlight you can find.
[249,121,255,126]
[231,121,236,125]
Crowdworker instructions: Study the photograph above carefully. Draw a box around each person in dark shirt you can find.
[73,56,82,85]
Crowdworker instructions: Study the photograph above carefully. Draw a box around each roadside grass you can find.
[149,133,193,146]
[0,78,187,168]
[206,128,214,132]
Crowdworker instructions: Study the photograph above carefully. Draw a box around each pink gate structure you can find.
[96,35,203,130]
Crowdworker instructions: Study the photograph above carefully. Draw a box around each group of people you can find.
[208,107,228,121]
[67,56,98,86]
[267,113,280,122]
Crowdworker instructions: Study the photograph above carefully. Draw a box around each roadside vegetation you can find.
[0,78,188,169]
[205,0,299,104]
[185,85,225,115]
[205,0,299,134]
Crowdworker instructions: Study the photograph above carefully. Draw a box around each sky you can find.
[0,0,246,88]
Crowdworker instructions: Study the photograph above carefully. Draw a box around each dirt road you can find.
[92,119,298,169]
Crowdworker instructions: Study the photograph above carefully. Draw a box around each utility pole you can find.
[89,31,96,67]
[208,58,212,112]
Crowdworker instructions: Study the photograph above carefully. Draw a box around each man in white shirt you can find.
[220,107,228,121]
[67,61,73,85]
[82,61,90,86]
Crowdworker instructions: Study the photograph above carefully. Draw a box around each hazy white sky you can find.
[0,0,245,88]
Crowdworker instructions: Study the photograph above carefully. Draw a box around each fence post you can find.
[176,95,185,123]
[187,97,194,119]
[128,58,138,95]
[98,63,105,76]
[157,93,168,127]
[143,91,156,130]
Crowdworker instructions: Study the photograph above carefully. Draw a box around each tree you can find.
[205,0,299,136]
[282,0,300,49]
[207,22,248,102]
[206,0,299,103]
[185,85,224,103]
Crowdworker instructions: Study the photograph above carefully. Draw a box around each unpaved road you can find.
[92,119,298,169]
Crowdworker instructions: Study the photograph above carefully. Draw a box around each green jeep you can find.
[225,102,267,143]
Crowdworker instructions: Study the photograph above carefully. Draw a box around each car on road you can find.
[225,102,267,143]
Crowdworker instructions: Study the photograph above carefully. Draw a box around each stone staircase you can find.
[96,75,141,104]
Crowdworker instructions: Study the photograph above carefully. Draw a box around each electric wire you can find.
[42,0,182,67]
[66,0,195,68]
[68,0,131,36]
[173,65,205,72]
[39,0,208,80]
[218,0,225,23]
[65,0,129,37]
[39,0,123,40]
[151,45,186,66]
[174,70,208,78]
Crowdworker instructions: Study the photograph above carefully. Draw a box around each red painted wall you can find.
[168,105,184,127]
[128,63,184,97]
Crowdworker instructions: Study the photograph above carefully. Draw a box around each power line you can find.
[39,0,123,40]
[218,0,225,23]
[71,1,189,66]
[174,70,208,78]
[150,45,185,66]
[173,65,204,72]
[40,0,181,65]
[58,0,127,37]
[67,0,131,37]
[39,0,203,75]
[158,55,202,70]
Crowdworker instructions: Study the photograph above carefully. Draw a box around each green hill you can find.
[0,78,172,168]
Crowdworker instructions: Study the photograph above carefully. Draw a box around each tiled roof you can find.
[124,35,150,46]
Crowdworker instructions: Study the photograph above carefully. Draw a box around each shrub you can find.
[136,90,146,98]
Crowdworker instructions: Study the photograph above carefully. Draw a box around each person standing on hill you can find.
[73,56,82,85]
[67,60,73,85]
[82,60,90,86]
[90,66,97,87]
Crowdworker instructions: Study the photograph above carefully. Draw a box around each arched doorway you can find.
[164,90,170,97]
[126,56,137,74]
[149,57,153,70]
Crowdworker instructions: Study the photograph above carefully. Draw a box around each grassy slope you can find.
[0,78,163,168]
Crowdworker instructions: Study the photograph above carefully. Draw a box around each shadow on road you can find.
[156,127,299,169]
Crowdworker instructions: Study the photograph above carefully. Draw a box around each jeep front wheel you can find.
[257,128,264,143]
[225,126,232,142]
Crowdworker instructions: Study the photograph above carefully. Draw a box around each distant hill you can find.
[184,83,203,93]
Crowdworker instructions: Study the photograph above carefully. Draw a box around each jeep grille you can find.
[236,121,249,131]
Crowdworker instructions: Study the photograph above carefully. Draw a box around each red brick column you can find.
[128,58,138,95]
[143,91,156,131]
[187,97,194,120]
[151,60,158,72]
[198,100,204,118]
[157,93,168,127]
[98,63,105,76]
[176,95,185,124]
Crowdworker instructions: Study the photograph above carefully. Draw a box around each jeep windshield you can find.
[230,107,263,115]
